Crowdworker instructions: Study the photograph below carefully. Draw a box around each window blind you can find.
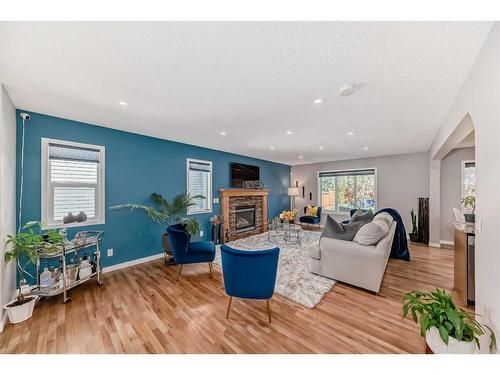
[49,143,101,221]
[319,168,375,178]
[188,160,211,212]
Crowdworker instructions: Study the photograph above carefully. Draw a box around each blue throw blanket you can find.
[343,208,410,261]
[375,208,410,261]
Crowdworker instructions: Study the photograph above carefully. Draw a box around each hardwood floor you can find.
[0,243,455,354]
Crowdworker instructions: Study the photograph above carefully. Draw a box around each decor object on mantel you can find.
[63,211,88,224]
[409,209,420,242]
[210,215,223,245]
[3,221,64,324]
[111,192,204,265]
[214,231,335,308]
[461,195,476,223]
[402,288,496,354]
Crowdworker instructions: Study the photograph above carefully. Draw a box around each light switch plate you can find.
[107,248,113,257]
[199,231,204,237]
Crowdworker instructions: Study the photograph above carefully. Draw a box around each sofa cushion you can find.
[353,219,390,246]
[300,215,321,224]
[307,241,321,260]
[373,212,393,227]
[321,214,364,242]
[349,209,374,225]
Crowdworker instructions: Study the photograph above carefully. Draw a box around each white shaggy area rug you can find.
[213,231,336,308]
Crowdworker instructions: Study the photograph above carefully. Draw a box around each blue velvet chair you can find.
[221,244,279,323]
[167,223,216,281]
[299,206,322,230]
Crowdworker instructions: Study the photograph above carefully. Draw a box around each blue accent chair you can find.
[299,206,322,230]
[221,244,279,323]
[167,223,216,281]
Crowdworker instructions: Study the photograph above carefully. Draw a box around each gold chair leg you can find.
[226,296,233,319]
[208,262,213,278]
[266,299,272,323]
[176,264,183,281]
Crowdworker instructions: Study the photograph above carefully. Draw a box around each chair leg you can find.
[176,264,183,281]
[226,296,233,319]
[266,299,272,323]
[208,262,213,278]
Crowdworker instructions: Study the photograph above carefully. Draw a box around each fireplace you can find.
[235,205,256,233]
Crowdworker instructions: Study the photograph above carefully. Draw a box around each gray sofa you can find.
[307,221,397,293]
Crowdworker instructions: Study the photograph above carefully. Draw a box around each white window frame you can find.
[186,158,213,215]
[317,167,378,214]
[461,160,476,199]
[41,138,105,229]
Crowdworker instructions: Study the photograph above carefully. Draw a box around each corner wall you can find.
[0,84,17,331]
[429,22,500,351]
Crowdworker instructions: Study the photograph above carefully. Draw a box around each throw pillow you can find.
[373,212,393,227]
[349,209,374,225]
[353,219,390,246]
[321,214,365,242]
[306,205,318,216]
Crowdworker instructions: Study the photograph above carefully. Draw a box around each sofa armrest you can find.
[307,241,321,260]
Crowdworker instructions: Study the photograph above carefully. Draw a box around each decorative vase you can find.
[425,326,476,354]
[464,214,475,223]
[409,233,420,242]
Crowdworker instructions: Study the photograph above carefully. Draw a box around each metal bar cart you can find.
[33,231,104,304]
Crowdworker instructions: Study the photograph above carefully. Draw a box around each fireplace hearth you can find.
[235,205,256,233]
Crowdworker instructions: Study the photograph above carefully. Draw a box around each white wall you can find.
[291,152,429,232]
[440,147,475,244]
[429,23,500,352]
[0,84,17,331]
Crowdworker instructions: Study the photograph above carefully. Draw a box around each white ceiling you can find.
[0,22,493,165]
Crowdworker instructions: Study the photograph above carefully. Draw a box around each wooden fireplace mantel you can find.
[219,189,270,241]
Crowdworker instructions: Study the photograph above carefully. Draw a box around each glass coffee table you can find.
[267,220,303,245]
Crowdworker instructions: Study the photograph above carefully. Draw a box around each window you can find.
[462,161,476,198]
[41,138,105,228]
[318,168,376,213]
[187,159,212,214]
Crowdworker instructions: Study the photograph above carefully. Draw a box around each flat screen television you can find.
[231,162,260,188]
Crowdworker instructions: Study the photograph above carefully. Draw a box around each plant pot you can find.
[3,295,39,324]
[409,233,420,243]
[162,233,176,265]
[464,214,475,223]
[425,326,476,354]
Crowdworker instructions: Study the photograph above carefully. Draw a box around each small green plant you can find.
[111,192,204,236]
[402,288,496,352]
[410,209,418,235]
[461,195,476,214]
[4,221,64,304]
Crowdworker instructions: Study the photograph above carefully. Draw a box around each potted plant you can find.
[111,192,204,264]
[279,209,298,224]
[402,288,496,354]
[409,209,420,242]
[461,195,476,223]
[3,221,63,324]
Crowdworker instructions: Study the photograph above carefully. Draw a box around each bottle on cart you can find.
[40,266,52,290]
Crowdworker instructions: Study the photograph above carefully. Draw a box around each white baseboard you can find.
[429,242,441,248]
[440,240,454,246]
[102,252,164,274]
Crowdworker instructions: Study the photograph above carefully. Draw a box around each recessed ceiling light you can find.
[118,101,128,106]
[286,130,293,135]
[270,146,275,151]
[347,131,355,136]
[298,155,304,159]
[220,130,227,136]
[340,84,355,97]
[363,146,369,151]
[319,146,324,151]
[314,98,323,104]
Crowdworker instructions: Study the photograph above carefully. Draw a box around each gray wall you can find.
[0,84,17,331]
[440,147,475,243]
[291,152,429,232]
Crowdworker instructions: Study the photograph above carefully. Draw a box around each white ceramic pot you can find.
[426,326,476,354]
[3,295,39,324]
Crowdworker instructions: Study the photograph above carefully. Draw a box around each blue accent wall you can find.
[16,110,290,268]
